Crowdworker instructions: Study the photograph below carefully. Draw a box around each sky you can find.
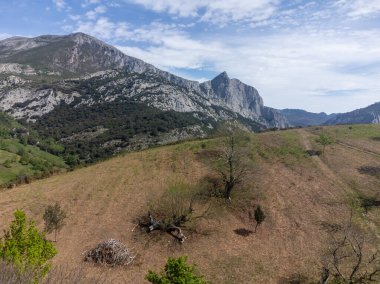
[1,0,380,113]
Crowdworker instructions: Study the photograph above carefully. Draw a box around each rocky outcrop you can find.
[200,72,289,128]
[0,87,80,121]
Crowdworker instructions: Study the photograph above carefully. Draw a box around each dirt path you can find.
[337,141,380,158]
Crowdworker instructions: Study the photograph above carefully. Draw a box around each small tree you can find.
[146,256,208,284]
[254,205,266,232]
[43,202,67,242]
[213,126,250,200]
[316,132,333,155]
[0,210,57,280]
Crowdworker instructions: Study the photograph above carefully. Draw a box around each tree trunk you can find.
[318,267,329,284]
[225,182,233,200]
[254,222,258,233]
[141,212,187,243]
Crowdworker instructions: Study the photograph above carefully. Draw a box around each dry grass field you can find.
[1,125,379,283]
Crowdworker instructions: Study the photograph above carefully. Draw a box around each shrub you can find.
[254,205,266,232]
[43,202,67,242]
[0,210,57,280]
[148,182,196,227]
[315,132,333,154]
[146,256,208,284]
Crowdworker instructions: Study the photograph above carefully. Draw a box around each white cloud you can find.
[85,5,107,19]
[114,22,224,69]
[129,0,280,25]
[53,0,66,11]
[335,0,380,18]
[74,17,131,39]
[81,0,101,8]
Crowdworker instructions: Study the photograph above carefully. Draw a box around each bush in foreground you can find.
[146,256,208,284]
[0,210,57,280]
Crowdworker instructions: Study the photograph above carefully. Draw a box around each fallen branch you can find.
[140,211,189,243]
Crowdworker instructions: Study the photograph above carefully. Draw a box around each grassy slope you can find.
[0,126,379,283]
[0,112,66,185]
[308,124,380,234]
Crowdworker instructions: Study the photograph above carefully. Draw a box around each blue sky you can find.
[1,0,380,113]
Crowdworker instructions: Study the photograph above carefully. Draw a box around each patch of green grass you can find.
[313,124,380,140]
[252,130,307,167]
[0,138,66,186]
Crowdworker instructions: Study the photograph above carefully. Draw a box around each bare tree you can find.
[320,215,380,283]
[214,127,250,200]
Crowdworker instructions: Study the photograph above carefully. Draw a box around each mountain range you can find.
[0,33,288,127]
[0,32,379,163]
[0,33,290,163]
[280,109,337,127]
[281,103,380,127]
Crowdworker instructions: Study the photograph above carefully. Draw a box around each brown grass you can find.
[0,128,378,283]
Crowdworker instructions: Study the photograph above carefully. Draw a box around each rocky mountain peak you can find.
[200,72,289,128]
[212,71,229,81]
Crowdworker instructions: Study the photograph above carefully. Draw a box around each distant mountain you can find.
[280,109,336,126]
[325,102,380,125]
[0,33,289,163]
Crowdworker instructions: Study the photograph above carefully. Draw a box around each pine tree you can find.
[254,205,266,232]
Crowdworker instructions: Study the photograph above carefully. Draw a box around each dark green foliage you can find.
[43,202,67,242]
[0,210,57,280]
[254,205,266,232]
[32,99,206,163]
[146,256,208,284]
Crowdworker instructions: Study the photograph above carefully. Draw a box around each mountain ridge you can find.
[0,32,290,129]
[325,102,380,125]
[280,109,337,126]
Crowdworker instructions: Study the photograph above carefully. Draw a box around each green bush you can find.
[0,210,57,280]
[43,202,67,242]
[316,132,333,154]
[146,256,208,284]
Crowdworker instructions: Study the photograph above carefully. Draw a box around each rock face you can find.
[325,102,380,125]
[280,109,337,127]
[200,72,288,128]
[0,32,289,129]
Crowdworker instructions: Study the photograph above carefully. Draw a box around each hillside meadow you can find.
[0,125,379,283]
